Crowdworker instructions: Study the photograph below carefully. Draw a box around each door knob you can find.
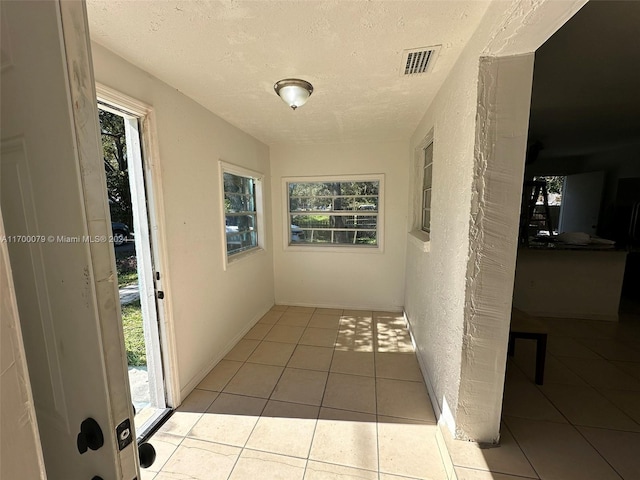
[77,418,104,454]
[139,442,157,468]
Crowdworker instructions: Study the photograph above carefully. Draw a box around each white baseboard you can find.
[403,311,441,418]
[402,310,457,434]
[275,300,404,312]
[403,310,458,480]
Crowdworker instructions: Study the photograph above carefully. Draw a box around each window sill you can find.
[225,246,265,269]
[408,229,431,252]
[285,244,383,254]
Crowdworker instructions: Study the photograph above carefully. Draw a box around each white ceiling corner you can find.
[86,0,491,146]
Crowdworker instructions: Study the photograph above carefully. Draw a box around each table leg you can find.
[508,334,516,357]
[535,334,547,385]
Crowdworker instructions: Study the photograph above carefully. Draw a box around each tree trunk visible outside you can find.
[331,182,348,243]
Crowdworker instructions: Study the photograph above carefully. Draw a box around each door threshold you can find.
[136,407,172,443]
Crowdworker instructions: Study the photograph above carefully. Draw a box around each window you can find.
[533,175,564,207]
[286,175,383,248]
[526,175,565,237]
[421,142,433,232]
[220,162,264,261]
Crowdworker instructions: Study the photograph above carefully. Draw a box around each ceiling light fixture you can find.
[274,78,313,110]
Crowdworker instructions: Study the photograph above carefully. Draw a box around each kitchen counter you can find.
[512,247,628,321]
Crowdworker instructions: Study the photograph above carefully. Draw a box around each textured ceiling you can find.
[87,0,490,145]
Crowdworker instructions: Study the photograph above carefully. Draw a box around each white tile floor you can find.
[142,307,448,480]
[448,310,640,480]
[140,305,640,480]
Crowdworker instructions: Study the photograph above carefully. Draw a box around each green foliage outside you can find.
[294,214,330,228]
[535,175,565,195]
[115,249,138,287]
[122,300,146,367]
[289,181,379,245]
[100,110,144,365]
[118,271,139,289]
[289,180,379,212]
[100,109,133,228]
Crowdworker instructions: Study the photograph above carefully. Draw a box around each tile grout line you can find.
[145,431,188,476]
[500,419,541,480]
[580,392,640,430]
[152,391,218,477]
[180,390,220,439]
[303,307,339,479]
[507,321,639,480]
[563,335,608,361]
[535,339,640,432]
[454,464,540,480]
[275,307,319,477]
[248,307,314,475]
[554,344,640,390]
[572,426,626,480]
[372,314,382,480]
[156,307,428,479]
[225,305,295,480]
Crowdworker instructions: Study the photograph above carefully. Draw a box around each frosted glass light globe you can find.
[274,79,313,110]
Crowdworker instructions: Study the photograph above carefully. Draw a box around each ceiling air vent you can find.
[401,46,440,76]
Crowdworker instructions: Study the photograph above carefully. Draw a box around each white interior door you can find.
[0,208,47,480]
[0,1,138,478]
[559,171,605,235]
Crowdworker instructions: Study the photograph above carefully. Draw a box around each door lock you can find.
[116,418,133,451]
[77,418,104,454]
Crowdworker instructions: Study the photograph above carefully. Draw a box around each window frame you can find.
[421,142,434,233]
[282,174,385,253]
[408,130,433,252]
[219,161,265,269]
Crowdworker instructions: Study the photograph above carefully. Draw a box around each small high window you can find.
[286,175,383,248]
[421,142,433,233]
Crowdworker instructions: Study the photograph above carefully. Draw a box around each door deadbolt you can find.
[77,418,104,454]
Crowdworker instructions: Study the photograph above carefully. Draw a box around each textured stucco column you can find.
[456,54,534,442]
[404,0,588,444]
[450,0,588,443]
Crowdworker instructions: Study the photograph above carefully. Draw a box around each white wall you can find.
[405,23,481,437]
[271,141,409,311]
[91,43,274,400]
[404,0,586,442]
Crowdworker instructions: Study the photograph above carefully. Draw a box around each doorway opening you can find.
[98,102,171,439]
[502,3,640,476]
